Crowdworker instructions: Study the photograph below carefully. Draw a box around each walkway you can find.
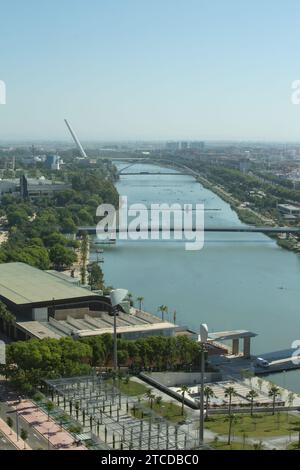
[0,416,31,450]
[7,399,86,450]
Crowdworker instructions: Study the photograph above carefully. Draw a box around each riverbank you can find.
[195,174,300,254]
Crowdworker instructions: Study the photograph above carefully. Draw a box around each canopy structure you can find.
[207,330,257,358]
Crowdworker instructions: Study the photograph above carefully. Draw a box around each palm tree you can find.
[268,385,281,415]
[137,296,144,311]
[6,416,13,434]
[155,396,163,408]
[20,428,28,449]
[246,389,259,417]
[225,413,238,445]
[177,385,190,416]
[257,378,263,392]
[75,401,80,421]
[145,388,155,409]
[287,391,295,407]
[127,293,134,306]
[224,386,238,416]
[158,305,168,321]
[253,441,264,450]
[204,386,215,420]
[46,400,54,421]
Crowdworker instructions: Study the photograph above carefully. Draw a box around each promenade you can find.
[7,399,86,450]
[0,416,31,450]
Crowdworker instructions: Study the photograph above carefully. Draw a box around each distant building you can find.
[0,176,71,200]
[45,154,61,170]
[180,141,189,150]
[166,141,180,151]
[190,141,205,151]
[277,204,300,216]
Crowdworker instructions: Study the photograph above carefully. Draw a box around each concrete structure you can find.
[277,203,300,216]
[207,330,257,358]
[0,263,176,341]
[0,176,70,200]
[45,154,61,170]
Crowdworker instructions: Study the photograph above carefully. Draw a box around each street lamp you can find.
[110,289,128,371]
[199,323,208,446]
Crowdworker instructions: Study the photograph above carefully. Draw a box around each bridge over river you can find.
[77,226,300,235]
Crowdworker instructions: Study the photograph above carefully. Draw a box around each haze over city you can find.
[1,0,300,141]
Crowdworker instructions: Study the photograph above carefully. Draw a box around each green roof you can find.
[0,262,97,305]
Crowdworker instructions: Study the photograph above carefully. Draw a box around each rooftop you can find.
[207,330,257,341]
[0,262,97,305]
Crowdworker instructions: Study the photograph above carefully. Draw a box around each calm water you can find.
[91,163,300,392]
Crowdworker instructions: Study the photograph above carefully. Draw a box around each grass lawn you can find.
[287,442,300,450]
[209,440,257,450]
[107,378,148,396]
[131,400,186,424]
[205,412,300,438]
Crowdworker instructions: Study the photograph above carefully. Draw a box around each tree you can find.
[155,396,163,407]
[46,400,54,421]
[158,305,168,321]
[75,401,80,421]
[127,293,134,307]
[145,388,155,409]
[20,428,28,449]
[268,385,281,415]
[6,416,13,434]
[49,244,77,270]
[257,378,263,392]
[137,296,144,311]
[246,389,259,417]
[177,385,190,416]
[204,386,215,420]
[224,387,238,416]
[88,263,104,290]
[253,441,264,450]
[0,302,15,336]
[225,414,238,445]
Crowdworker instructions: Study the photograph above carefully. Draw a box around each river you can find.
[90,162,300,393]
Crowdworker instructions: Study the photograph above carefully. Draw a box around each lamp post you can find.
[199,323,208,446]
[110,289,128,371]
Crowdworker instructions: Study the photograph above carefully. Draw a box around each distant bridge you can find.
[119,171,187,176]
[77,226,300,235]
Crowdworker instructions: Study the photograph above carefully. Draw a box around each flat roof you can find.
[278,204,300,211]
[16,319,176,340]
[208,330,257,341]
[16,321,62,340]
[0,262,97,305]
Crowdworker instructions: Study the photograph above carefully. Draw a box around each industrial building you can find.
[0,176,70,200]
[0,263,177,341]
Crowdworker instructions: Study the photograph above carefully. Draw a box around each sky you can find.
[1,0,300,141]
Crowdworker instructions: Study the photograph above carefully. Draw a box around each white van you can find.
[256,357,270,368]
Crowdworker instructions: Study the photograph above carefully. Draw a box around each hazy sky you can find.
[1,0,300,141]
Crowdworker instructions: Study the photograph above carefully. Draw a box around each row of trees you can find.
[2,334,203,393]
